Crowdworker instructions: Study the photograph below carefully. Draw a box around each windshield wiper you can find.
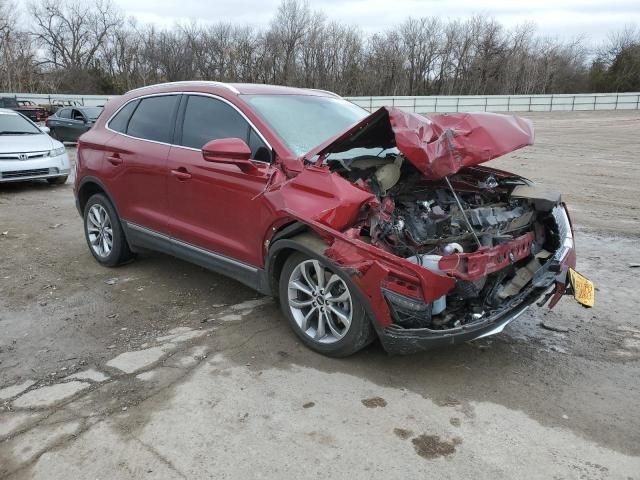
[0,131,38,135]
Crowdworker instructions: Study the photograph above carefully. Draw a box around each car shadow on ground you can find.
[0,179,65,193]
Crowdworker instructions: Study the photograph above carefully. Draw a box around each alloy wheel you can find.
[86,204,113,258]
[287,259,353,344]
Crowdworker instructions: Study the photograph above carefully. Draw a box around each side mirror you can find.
[40,126,50,134]
[202,138,255,171]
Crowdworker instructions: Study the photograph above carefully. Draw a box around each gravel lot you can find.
[1,110,639,479]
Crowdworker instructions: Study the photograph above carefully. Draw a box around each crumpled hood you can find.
[306,107,534,179]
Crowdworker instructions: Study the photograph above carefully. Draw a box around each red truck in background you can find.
[0,97,47,123]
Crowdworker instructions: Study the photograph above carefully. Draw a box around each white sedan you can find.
[0,108,70,184]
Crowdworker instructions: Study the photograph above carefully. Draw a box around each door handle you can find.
[171,167,192,180]
[107,154,123,166]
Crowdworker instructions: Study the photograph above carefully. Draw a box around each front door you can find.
[167,94,276,267]
[67,109,87,141]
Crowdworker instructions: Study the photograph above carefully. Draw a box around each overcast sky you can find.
[21,0,640,45]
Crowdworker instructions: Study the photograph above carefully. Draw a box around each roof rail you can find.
[310,88,341,98]
[127,81,240,95]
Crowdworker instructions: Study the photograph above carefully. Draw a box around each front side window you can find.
[180,95,269,161]
[57,108,71,119]
[72,109,85,121]
[127,95,179,143]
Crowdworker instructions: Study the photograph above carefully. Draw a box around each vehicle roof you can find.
[125,81,339,98]
[0,108,19,115]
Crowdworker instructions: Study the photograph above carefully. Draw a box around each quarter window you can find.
[127,95,179,143]
[109,100,138,134]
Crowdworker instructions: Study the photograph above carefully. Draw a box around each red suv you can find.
[75,82,592,357]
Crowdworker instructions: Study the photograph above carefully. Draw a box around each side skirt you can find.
[123,222,271,295]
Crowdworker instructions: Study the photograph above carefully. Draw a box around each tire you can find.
[49,128,60,141]
[83,193,134,267]
[47,176,68,185]
[279,251,375,357]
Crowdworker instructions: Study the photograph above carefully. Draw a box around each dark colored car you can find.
[40,99,84,117]
[46,106,103,142]
[0,97,47,123]
[74,81,593,357]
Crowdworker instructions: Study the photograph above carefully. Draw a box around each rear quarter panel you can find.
[75,128,114,198]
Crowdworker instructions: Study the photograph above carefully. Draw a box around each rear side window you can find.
[109,100,138,133]
[181,96,250,149]
[127,95,179,143]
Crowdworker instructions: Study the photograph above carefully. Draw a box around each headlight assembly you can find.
[49,146,66,157]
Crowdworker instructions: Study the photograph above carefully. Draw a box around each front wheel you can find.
[83,193,134,267]
[279,251,375,357]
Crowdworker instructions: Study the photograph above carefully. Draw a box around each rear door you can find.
[103,94,181,235]
[167,94,276,266]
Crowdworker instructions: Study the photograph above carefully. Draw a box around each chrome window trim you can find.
[126,222,258,272]
[105,91,273,164]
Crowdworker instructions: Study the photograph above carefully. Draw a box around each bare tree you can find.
[0,0,633,96]
[400,17,441,95]
[28,0,123,91]
[269,0,311,84]
[1,0,39,91]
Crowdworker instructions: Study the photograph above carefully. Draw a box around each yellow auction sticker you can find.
[569,268,595,308]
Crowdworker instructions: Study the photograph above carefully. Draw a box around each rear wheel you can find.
[83,193,134,267]
[47,176,68,185]
[279,251,375,357]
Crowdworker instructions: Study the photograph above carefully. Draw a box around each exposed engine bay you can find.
[327,152,566,331]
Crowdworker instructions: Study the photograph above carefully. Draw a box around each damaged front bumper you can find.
[379,283,551,354]
[374,204,577,354]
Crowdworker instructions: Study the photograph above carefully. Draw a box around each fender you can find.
[266,233,385,337]
[76,175,123,219]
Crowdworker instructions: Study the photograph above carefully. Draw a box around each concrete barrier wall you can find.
[2,91,639,113]
[0,92,113,107]
[345,92,640,113]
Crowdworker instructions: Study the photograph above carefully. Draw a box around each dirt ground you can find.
[1,110,639,479]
